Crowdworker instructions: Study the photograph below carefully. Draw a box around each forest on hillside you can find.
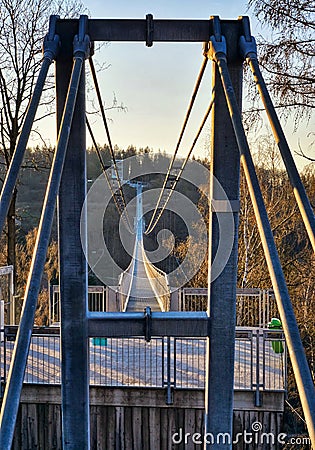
[0,144,205,299]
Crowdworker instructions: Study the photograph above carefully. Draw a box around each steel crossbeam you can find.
[88,311,209,338]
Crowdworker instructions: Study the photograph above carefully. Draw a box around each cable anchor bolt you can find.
[205,35,227,63]
[42,15,60,62]
[73,15,92,60]
[239,35,257,60]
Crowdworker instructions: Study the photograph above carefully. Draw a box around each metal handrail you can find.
[1,327,286,394]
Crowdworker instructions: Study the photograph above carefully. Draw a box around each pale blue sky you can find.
[86,0,249,20]
[84,0,253,160]
[37,0,314,169]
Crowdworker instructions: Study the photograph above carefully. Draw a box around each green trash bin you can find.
[268,317,284,354]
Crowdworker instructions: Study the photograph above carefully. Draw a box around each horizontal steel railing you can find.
[48,285,278,327]
[180,288,278,328]
[0,327,286,393]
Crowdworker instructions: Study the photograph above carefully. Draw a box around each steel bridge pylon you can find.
[0,14,314,450]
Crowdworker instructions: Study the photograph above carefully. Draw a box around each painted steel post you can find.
[56,16,90,449]
[205,18,242,450]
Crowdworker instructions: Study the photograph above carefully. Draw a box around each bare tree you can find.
[0,0,86,289]
[248,0,315,122]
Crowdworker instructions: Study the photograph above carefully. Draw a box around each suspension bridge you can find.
[118,182,170,313]
[0,14,314,450]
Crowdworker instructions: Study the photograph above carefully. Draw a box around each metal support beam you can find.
[55,18,244,60]
[205,17,242,450]
[88,311,209,337]
[56,16,90,450]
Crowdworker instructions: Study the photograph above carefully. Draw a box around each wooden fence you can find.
[7,385,284,450]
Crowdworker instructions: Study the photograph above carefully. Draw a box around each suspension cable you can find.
[145,55,209,234]
[88,56,133,231]
[145,87,215,235]
[86,116,132,231]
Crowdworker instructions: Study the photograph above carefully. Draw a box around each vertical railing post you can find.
[56,16,90,449]
[165,336,173,405]
[261,290,265,328]
[161,337,165,388]
[3,327,7,388]
[249,331,253,390]
[284,336,288,392]
[9,269,14,325]
[255,330,262,406]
